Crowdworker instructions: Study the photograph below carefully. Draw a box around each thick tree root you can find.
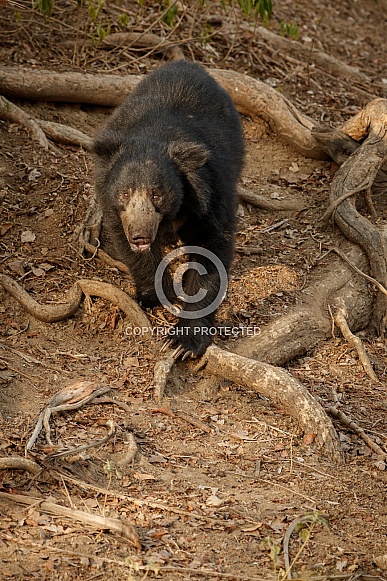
[0,274,151,332]
[0,95,52,150]
[0,65,327,159]
[314,98,387,336]
[205,345,343,464]
[232,244,372,365]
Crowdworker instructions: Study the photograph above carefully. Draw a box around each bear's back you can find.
[107,61,238,135]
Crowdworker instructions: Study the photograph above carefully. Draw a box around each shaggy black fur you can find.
[92,60,244,357]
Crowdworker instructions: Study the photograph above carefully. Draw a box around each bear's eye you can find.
[152,191,161,202]
[120,192,129,202]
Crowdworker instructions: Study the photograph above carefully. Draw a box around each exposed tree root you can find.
[0,456,41,475]
[0,274,151,331]
[238,186,304,211]
[314,98,387,336]
[232,244,372,365]
[0,95,52,151]
[333,305,379,383]
[0,65,328,159]
[26,380,111,452]
[204,345,343,464]
[0,273,83,323]
[36,118,93,150]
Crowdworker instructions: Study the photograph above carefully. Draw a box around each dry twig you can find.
[0,491,141,547]
[326,406,387,459]
[333,305,379,382]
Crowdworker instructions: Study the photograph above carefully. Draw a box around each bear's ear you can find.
[92,130,123,161]
[167,141,211,214]
[167,140,210,172]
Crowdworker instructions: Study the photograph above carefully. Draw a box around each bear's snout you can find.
[119,189,162,253]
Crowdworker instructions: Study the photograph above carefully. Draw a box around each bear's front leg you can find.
[168,315,215,358]
[165,241,231,358]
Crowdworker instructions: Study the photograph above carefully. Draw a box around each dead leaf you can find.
[206,495,223,507]
[28,168,41,181]
[303,433,317,445]
[123,356,140,367]
[31,266,44,277]
[8,259,25,276]
[21,230,36,243]
[241,522,263,532]
[0,223,12,236]
[151,406,175,418]
[39,263,55,271]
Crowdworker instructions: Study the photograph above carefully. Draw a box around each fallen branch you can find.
[205,345,343,463]
[0,491,141,547]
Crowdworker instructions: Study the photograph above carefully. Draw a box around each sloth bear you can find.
[92,60,244,358]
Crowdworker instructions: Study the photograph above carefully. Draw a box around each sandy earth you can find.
[1,1,387,579]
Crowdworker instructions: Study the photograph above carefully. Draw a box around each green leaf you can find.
[34,0,53,17]
[162,5,178,27]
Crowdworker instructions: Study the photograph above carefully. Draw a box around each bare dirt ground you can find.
[1,1,387,579]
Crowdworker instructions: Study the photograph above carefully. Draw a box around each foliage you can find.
[235,0,272,20]
[34,0,53,18]
[280,19,299,39]
[162,2,179,27]
[34,0,273,24]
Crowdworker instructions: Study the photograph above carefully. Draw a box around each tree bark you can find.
[206,345,343,463]
[232,243,372,365]
[313,99,387,336]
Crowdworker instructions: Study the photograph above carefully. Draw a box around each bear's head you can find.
[93,133,210,252]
